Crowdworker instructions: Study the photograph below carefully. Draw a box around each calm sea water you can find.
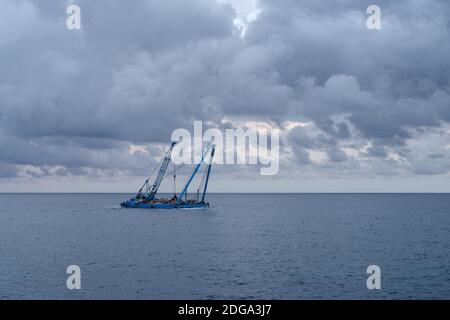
[0,193,449,299]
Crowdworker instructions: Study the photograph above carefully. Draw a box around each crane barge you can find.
[121,141,216,209]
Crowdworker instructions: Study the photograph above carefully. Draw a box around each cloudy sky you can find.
[1,0,449,192]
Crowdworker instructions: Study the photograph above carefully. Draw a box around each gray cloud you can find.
[1,0,450,189]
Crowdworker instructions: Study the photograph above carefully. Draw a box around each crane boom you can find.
[148,141,176,197]
[177,142,213,204]
[201,146,215,203]
[138,141,176,200]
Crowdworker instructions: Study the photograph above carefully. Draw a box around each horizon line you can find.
[1,192,450,194]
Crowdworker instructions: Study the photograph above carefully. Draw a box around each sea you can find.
[0,193,449,299]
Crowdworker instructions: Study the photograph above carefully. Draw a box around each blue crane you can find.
[137,141,177,201]
[177,142,215,204]
[122,140,216,209]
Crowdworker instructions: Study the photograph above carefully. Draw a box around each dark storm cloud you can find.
[249,0,450,130]
[250,0,450,175]
[0,0,236,141]
[0,0,238,178]
[0,0,450,181]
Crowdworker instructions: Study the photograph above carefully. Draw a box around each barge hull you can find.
[121,201,209,209]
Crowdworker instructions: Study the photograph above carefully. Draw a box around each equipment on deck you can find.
[121,140,216,209]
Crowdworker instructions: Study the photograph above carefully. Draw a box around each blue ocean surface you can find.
[0,193,449,299]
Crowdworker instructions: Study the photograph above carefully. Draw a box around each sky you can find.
[0,0,450,192]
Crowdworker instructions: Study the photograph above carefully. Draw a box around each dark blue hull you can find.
[121,199,209,209]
